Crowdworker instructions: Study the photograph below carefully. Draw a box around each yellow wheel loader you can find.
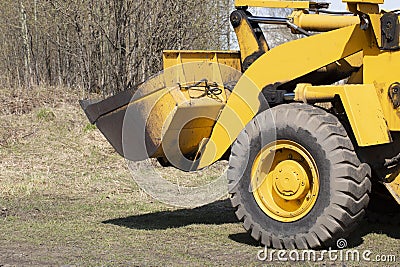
[81,0,400,249]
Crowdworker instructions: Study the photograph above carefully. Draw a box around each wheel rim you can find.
[251,140,319,222]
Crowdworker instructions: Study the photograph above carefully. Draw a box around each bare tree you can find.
[0,0,233,95]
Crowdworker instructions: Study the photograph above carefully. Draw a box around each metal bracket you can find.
[381,13,400,50]
[388,82,400,108]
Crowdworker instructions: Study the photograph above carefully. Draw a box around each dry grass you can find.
[0,87,131,199]
[0,87,398,266]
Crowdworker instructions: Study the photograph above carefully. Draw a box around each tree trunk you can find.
[20,1,32,89]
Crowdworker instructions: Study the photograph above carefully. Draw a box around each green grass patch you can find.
[36,108,55,121]
[83,123,97,133]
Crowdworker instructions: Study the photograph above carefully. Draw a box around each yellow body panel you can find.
[364,50,400,131]
[294,84,391,146]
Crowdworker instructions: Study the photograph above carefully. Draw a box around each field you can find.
[0,87,399,266]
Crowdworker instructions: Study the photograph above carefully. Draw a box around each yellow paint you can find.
[232,12,269,65]
[235,0,313,8]
[198,25,367,169]
[347,3,380,14]
[385,174,400,205]
[290,11,360,32]
[251,140,319,222]
[294,83,391,146]
[364,50,400,131]
[369,14,382,47]
[163,50,241,72]
[124,51,242,163]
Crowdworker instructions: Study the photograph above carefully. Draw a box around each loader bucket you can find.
[80,50,242,170]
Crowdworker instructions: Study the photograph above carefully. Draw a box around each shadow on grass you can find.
[103,199,400,249]
[103,199,238,230]
[346,218,400,248]
[228,233,260,247]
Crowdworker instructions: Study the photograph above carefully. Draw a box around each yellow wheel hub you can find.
[251,140,319,222]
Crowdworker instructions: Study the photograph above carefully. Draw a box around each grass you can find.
[83,122,97,133]
[0,87,399,266]
[36,108,55,121]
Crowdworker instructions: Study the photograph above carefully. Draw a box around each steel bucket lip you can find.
[79,88,136,124]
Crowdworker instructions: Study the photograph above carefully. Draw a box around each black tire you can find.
[228,103,371,249]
